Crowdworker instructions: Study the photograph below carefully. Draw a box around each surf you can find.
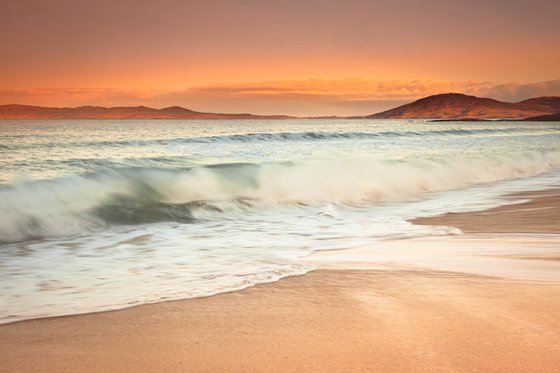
[1,151,559,243]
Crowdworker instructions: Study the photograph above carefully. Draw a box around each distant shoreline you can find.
[2,93,559,120]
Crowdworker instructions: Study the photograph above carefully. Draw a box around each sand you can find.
[1,189,559,372]
[411,188,560,233]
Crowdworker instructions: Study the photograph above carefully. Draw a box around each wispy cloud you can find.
[1,79,559,116]
[478,80,560,102]
[0,88,154,107]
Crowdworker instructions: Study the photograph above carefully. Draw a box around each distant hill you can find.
[521,112,560,121]
[3,95,560,120]
[364,93,560,119]
[0,104,292,120]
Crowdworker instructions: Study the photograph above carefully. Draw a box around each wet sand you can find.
[411,188,560,233]
[1,189,559,372]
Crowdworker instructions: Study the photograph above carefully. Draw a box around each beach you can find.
[412,188,560,233]
[1,189,559,372]
[3,0,560,371]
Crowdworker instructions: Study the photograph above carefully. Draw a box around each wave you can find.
[3,127,556,150]
[1,151,559,243]
[184,127,550,143]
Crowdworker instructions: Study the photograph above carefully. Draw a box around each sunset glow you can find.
[2,0,560,115]
[3,1,560,369]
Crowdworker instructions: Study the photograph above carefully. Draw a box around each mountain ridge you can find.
[1,93,560,120]
[0,104,292,120]
[364,93,560,119]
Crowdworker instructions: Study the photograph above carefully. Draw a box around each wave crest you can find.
[1,151,559,243]
[4,126,554,150]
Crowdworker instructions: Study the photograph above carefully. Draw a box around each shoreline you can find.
[1,188,560,372]
[1,269,559,372]
[410,188,560,233]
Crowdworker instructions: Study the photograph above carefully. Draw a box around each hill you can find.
[521,112,560,121]
[0,104,292,120]
[364,93,560,119]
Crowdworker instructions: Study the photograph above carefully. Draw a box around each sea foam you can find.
[1,151,559,243]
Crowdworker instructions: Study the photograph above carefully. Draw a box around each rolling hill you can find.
[0,104,292,120]
[364,93,560,119]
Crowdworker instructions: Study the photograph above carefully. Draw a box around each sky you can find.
[1,0,559,116]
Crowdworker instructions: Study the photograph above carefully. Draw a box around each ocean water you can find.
[1,119,559,323]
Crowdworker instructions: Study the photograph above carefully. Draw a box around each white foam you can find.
[306,234,560,282]
[1,151,559,243]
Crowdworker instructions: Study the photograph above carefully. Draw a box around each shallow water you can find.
[307,234,560,282]
[1,119,559,323]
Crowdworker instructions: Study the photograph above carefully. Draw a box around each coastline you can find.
[410,188,560,233]
[1,188,560,372]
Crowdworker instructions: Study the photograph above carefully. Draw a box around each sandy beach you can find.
[3,1,559,371]
[411,188,560,233]
[1,189,559,372]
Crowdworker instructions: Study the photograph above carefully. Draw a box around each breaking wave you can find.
[5,126,557,150]
[1,151,559,243]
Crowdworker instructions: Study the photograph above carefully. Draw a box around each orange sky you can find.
[1,0,559,115]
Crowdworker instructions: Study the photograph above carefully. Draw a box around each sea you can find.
[1,119,559,324]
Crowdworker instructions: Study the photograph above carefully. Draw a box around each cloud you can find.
[477,80,560,102]
[181,79,493,100]
[1,78,559,116]
[0,87,154,107]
